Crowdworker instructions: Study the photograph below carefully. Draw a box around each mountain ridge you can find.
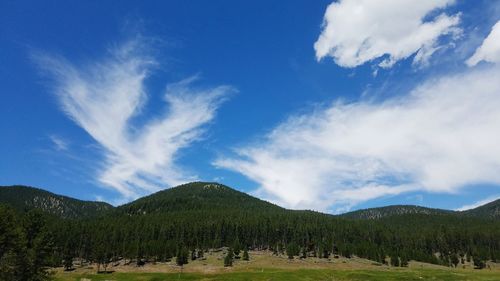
[0,185,113,219]
[1,183,499,220]
[118,181,284,215]
[340,204,454,220]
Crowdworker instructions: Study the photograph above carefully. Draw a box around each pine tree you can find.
[22,210,54,279]
[233,239,241,258]
[191,249,197,261]
[400,253,409,267]
[176,247,189,267]
[390,254,400,267]
[242,249,249,261]
[224,248,234,267]
[286,242,299,260]
[0,206,25,281]
[473,256,486,269]
[63,254,73,271]
[450,254,459,268]
[300,247,307,259]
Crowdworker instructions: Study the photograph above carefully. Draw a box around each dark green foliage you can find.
[342,205,454,220]
[0,205,24,280]
[461,199,500,219]
[400,253,409,267]
[286,242,300,259]
[390,254,400,267]
[0,205,54,280]
[197,249,204,259]
[450,254,459,268]
[233,239,241,258]
[1,181,500,275]
[473,256,486,269]
[176,247,189,267]
[300,247,307,259]
[242,249,249,261]
[119,182,282,215]
[342,199,500,220]
[63,255,73,271]
[191,249,197,261]
[224,248,234,267]
[0,185,113,219]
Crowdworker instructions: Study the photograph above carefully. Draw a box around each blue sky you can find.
[1,0,500,213]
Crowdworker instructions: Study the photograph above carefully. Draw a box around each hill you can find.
[461,199,500,219]
[1,182,500,275]
[340,199,500,220]
[0,185,113,218]
[118,181,284,215]
[340,205,453,220]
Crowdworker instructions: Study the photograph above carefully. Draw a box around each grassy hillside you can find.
[0,185,113,218]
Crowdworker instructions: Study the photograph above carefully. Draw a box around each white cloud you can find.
[49,135,69,151]
[215,66,500,212]
[314,0,461,68]
[467,20,500,66]
[455,195,500,211]
[36,41,232,199]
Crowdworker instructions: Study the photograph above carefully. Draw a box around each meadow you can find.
[53,268,500,281]
[53,251,500,281]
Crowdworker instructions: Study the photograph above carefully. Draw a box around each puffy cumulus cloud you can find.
[36,41,232,199]
[215,66,500,212]
[314,0,461,68]
[467,20,500,66]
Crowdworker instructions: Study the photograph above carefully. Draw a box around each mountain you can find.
[2,182,500,271]
[3,182,499,220]
[0,185,113,219]
[340,205,453,220]
[461,199,500,219]
[118,181,284,215]
[340,200,500,220]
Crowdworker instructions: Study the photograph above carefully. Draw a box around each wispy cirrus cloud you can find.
[35,40,232,200]
[49,135,69,151]
[314,0,461,68]
[215,65,500,212]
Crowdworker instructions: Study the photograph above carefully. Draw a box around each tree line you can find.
[1,204,499,279]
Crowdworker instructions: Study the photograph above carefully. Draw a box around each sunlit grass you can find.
[54,267,500,281]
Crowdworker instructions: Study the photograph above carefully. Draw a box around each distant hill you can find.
[0,185,113,218]
[118,181,284,215]
[340,205,453,220]
[340,200,500,220]
[461,199,500,219]
[3,183,499,221]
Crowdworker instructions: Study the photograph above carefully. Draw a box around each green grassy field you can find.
[53,252,500,281]
[54,268,500,281]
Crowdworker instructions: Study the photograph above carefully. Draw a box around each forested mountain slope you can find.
[341,199,500,220]
[461,199,500,219]
[118,182,283,215]
[0,185,113,218]
[341,205,454,220]
[1,181,500,274]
